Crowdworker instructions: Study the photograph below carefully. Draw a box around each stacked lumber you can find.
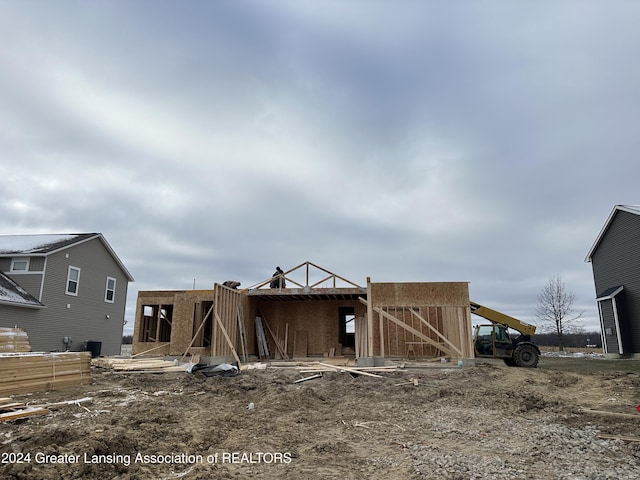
[92,357,187,372]
[0,327,31,353]
[0,352,91,396]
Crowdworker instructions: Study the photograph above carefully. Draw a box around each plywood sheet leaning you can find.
[0,352,91,396]
[0,327,31,353]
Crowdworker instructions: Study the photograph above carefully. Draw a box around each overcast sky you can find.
[2,1,638,336]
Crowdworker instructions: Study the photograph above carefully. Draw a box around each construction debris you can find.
[0,406,49,422]
[293,373,323,384]
[578,408,640,419]
[0,396,93,422]
[394,378,419,386]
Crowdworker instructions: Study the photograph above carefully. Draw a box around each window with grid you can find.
[105,276,116,303]
[66,266,80,296]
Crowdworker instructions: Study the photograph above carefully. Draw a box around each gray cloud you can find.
[2,1,637,333]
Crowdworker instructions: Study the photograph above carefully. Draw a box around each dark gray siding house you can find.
[0,233,133,355]
[585,205,640,357]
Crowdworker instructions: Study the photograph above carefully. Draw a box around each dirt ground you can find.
[2,355,640,480]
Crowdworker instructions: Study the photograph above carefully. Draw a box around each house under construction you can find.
[132,262,474,362]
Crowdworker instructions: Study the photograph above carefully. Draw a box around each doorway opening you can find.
[338,306,355,350]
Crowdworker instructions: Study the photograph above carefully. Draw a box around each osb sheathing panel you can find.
[370,282,469,307]
[251,299,366,356]
[170,291,216,356]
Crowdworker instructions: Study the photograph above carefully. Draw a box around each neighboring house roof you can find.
[596,285,624,301]
[585,205,640,262]
[0,271,45,309]
[0,233,134,281]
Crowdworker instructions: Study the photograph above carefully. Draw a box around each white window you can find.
[105,276,116,303]
[66,266,80,296]
[11,258,29,272]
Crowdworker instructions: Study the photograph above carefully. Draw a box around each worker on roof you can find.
[270,266,286,288]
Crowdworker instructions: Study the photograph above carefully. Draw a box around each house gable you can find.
[585,205,640,262]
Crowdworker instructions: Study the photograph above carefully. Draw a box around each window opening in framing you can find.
[138,304,173,343]
[339,306,356,349]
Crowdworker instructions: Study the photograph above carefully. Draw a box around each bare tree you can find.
[535,275,584,351]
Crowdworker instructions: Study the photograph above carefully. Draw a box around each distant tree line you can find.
[532,331,601,348]
[122,335,133,344]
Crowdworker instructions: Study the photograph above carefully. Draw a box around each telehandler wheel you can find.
[513,344,539,368]
[503,357,516,367]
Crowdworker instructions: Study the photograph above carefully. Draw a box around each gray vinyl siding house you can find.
[0,233,133,355]
[585,205,640,357]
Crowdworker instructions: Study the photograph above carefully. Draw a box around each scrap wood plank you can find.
[293,374,323,384]
[297,366,397,374]
[316,362,383,378]
[29,397,93,410]
[0,407,49,422]
[0,402,26,411]
[599,434,640,442]
[579,408,640,419]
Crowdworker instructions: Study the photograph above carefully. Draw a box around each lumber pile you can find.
[92,357,188,372]
[0,352,91,396]
[0,327,31,353]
